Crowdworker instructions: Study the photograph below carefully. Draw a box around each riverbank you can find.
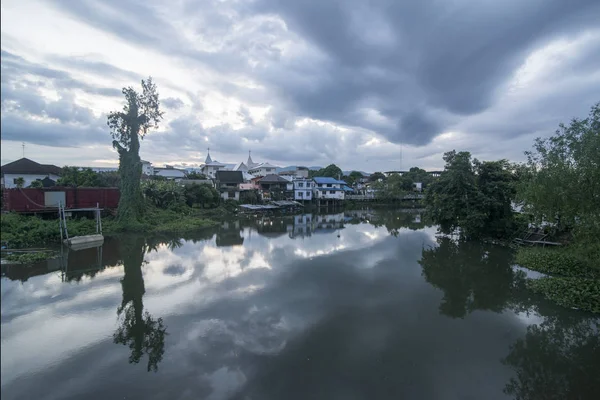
[1,205,223,249]
[516,245,600,314]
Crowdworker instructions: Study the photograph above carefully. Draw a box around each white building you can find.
[200,151,226,178]
[142,160,154,176]
[1,158,62,188]
[248,162,279,177]
[313,177,346,200]
[293,178,315,201]
[279,166,309,179]
[153,166,186,179]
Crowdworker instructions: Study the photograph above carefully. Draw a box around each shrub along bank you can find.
[516,246,600,314]
[1,205,222,249]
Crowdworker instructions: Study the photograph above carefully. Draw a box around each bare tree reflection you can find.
[113,235,167,372]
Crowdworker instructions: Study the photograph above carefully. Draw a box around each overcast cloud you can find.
[1,0,599,171]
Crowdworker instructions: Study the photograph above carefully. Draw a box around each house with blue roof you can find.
[313,177,348,200]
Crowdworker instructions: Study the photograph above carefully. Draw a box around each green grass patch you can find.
[1,205,224,248]
[1,212,108,248]
[4,251,56,264]
[516,247,599,279]
[526,277,600,314]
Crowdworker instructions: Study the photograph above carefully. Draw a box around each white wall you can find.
[154,169,185,179]
[314,189,344,200]
[3,173,61,188]
[294,189,313,201]
[220,191,240,201]
[313,182,344,199]
[202,165,225,178]
[248,166,276,176]
[142,163,154,175]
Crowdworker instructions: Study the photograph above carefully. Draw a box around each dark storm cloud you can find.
[45,0,600,148]
[3,0,599,169]
[251,0,600,144]
[1,49,122,97]
[1,114,106,148]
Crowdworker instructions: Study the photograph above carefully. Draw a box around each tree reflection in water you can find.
[113,236,167,372]
[419,237,600,398]
[367,209,428,236]
[419,237,524,318]
[503,316,600,400]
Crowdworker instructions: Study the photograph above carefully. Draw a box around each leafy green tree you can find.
[184,183,218,208]
[14,177,25,188]
[97,171,120,187]
[310,164,343,179]
[184,171,207,180]
[475,159,518,237]
[108,77,163,224]
[402,167,434,190]
[240,190,260,204]
[424,151,481,236]
[343,171,365,186]
[373,173,408,200]
[141,180,185,210]
[424,151,520,239]
[57,166,101,187]
[28,179,43,188]
[369,172,386,182]
[518,102,600,241]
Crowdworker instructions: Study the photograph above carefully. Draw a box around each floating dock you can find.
[239,201,303,213]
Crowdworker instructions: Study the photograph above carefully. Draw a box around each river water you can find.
[1,209,598,400]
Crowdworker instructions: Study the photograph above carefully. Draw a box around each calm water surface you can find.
[1,209,599,400]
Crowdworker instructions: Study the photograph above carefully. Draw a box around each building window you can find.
[298,192,303,197]
[228,191,235,198]
[306,191,310,196]
[298,183,303,188]
[327,184,332,187]
[318,184,322,187]
[330,191,335,194]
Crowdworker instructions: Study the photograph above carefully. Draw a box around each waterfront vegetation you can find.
[3,250,57,264]
[0,205,220,249]
[424,102,599,313]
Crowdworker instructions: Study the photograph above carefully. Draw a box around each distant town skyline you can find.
[2,0,599,172]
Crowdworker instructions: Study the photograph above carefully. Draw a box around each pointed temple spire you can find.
[205,148,212,164]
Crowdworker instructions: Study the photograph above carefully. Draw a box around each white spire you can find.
[247,150,255,168]
[205,148,212,164]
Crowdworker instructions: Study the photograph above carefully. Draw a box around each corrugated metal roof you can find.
[258,174,289,183]
[313,177,347,184]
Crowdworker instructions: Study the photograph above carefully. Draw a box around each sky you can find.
[1,0,599,172]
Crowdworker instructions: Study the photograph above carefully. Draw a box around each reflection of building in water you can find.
[314,213,345,233]
[414,214,421,223]
[287,213,345,238]
[255,216,290,239]
[216,220,244,247]
[288,214,314,239]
